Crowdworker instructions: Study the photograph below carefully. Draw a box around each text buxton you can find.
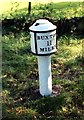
[36,33,56,40]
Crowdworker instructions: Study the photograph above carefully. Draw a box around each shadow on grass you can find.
[2,86,65,119]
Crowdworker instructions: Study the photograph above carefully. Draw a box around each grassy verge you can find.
[2,32,84,119]
[1,2,84,20]
[1,1,83,15]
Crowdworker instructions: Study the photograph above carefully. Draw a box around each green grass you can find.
[2,1,83,14]
[2,32,84,120]
[1,2,84,20]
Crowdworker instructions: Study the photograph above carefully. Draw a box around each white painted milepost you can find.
[29,19,57,96]
[38,56,52,96]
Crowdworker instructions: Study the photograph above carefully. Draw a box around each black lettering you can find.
[53,33,56,38]
[50,40,52,45]
[37,33,56,41]
[49,33,56,39]
[41,36,45,40]
[40,48,44,52]
[45,36,49,40]
[47,41,49,46]
[50,35,52,39]
[37,36,40,40]
[48,47,51,51]
[45,48,47,52]
[47,40,52,46]
[52,46,54,50]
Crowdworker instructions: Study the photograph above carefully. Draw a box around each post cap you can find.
[29,19,56,32]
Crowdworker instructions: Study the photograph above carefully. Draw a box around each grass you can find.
[1,1,84,20]
[2,0,83,14]
[1,1,57,15]
[2,32,84,119]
